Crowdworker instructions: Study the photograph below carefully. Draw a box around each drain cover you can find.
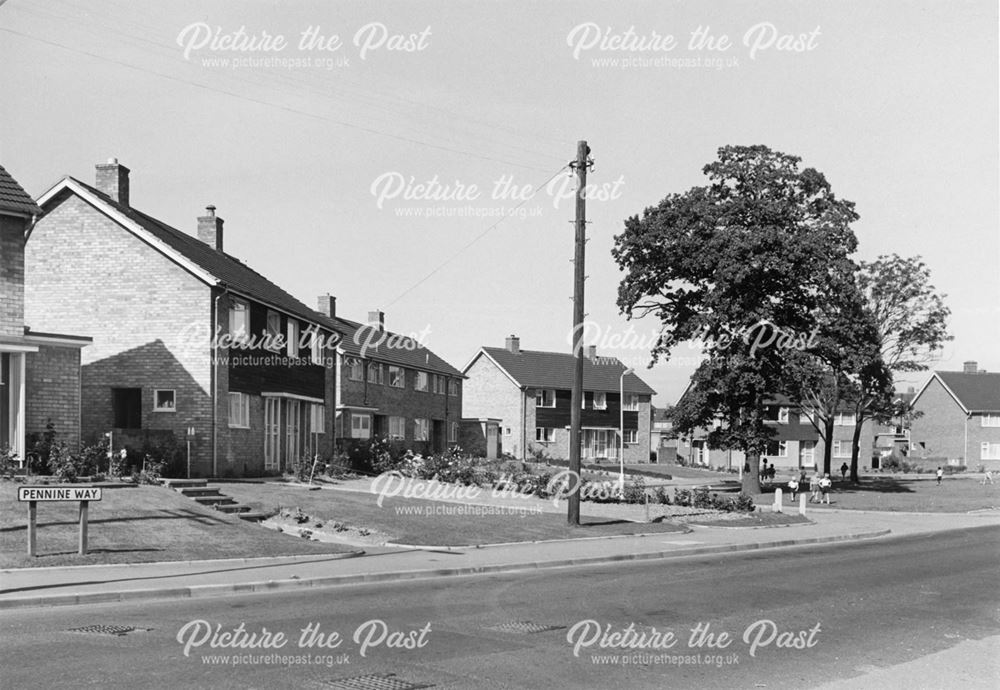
[66,624,147,636]
[486,620,566,634]
[325,673,433,690]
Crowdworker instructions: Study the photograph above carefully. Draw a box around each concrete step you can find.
[214,503,251,514]
[179,487,226,497]
[237,511,271,522]
[193,495,236,506]
[160,478,208,489]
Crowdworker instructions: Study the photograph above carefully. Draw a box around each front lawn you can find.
[221,483,689,547]
[753,476,1000,513]
[0,482,356,568]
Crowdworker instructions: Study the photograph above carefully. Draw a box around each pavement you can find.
[2,506,998,610]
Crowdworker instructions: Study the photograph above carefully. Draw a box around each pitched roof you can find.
[927,371,1000,412]
[474,347,656,395]
[0,164,42,217]
[38,177,335,330]
[331,316,462,377]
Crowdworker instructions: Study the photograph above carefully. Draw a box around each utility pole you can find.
[568,140,592,526]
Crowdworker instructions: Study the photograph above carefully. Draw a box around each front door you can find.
[286,400,301,467]
[486,424,498,460]
[264,397,281,472]
[112,388,142,429]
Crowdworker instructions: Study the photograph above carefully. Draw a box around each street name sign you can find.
[18,486,103,502]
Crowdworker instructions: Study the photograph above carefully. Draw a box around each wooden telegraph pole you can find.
[568,140,591,526]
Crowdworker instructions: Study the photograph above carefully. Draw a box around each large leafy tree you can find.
[613,145,861,494]
[843,255,951,479]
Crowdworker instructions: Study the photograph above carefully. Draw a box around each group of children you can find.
[786,470,833,504]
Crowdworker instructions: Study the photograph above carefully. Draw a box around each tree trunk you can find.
[741,451,762,495]
[849,415,864,483]
[822,418,834,476]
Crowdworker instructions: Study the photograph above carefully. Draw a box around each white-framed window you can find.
[350,413,371,439]
[536,389,556,408]
[415,371,429,392]
[228,392,250,428]
[448,379,460,397]
[368,362,384,385]
[981,442,1000,460]
[766,440,788,457]
[388,416,406,440]
[623,393,639,411]
[833,440,850,457]
[504,427,512,436]
[228,298,249,342]
[623,429,637,444]
[310,403,325,434]
[388,366,404,388]
[448,421,458,443]
[981,414,1000,428]
[800,440,816,465]
[286,320,300,357]
[536,427,555,442]
[778,407,789,424]
[593,392,607,410]
[435,375,448,394]
[834,413,856,426]
[265,309,282,351]
[414,418,429,441]
[153,389,176,412]
[346,357,363,381]
[309,328,324,365]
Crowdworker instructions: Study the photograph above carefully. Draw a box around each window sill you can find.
[153,409,176,413]
[229,424,251,430]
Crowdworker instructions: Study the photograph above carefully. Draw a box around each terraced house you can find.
[24,159,340,477]
[315,300,464,455]
[1,163,90,461]
[462,336,655,463]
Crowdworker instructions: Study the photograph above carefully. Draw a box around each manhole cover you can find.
[486,620,566,634]
[66,624,148,636]
[325,673,433,690]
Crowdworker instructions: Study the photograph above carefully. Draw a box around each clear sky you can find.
[1,0,997,405]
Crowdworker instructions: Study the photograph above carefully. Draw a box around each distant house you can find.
[676,387,878,472]
[650,407,678,463]
[25,159,339,477]
[462,336,656,463]
[1,163,90,461]
[909,361,1000,470]
[315,301,465,456]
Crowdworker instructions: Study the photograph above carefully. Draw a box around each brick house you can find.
[675,390,877,473]
[313,300,465,456]
[908,361,1000,470]
[462,336,655,463]
[24,159,339,477]
[1,163,90,462]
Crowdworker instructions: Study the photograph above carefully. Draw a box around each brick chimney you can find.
[505,334,520,354]
[317,294,336,319]
[963,361,978,374]
[95,158,130,206]
[367,310,384,332]
[197,205,224,251]
[585,345,597,361]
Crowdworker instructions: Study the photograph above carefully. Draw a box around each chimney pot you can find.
[367,310,385,332]
[505,334,520,354]
[95,159,130,206]
[317,294,337,319]
[585,345,597,361]
[198,206,224,251]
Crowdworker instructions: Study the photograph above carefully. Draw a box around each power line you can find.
[384,163,569,308]
[0,25,555,172]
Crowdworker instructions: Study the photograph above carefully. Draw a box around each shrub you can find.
[673,487,692,507]
[133,457,165,485]
[0,445,19,477]
[653,486,671,505]
[622,475,646,504]
[692,486,713,509]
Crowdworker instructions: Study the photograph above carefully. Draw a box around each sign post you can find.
[18,486,103,557]
[186,427,196,479]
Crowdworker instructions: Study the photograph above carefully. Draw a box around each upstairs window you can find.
[388,366,404,388]
[593,392,607,410]
[309,328,324,365]
[287,320,300,357]
[834,413,856,426]
[228,298,249,342]
[415,371,429,392]
[448,379,460,397]
[536,389,556,408]
[265,310,282,351]
[778,407,789,424]
[622,393,639,411]
[981,414,1000,428]
[345,357,363,381]
[153,389,175,412]
[368,363,384,385]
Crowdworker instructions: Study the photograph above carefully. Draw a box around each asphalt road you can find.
[2,527,999,689]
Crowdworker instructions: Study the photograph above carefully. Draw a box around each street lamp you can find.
[619,368,634,494]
